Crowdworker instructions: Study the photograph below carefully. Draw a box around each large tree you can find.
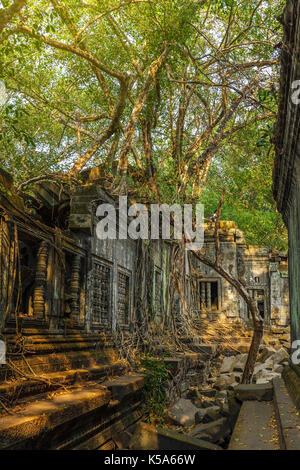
[0,0,286,383]
[0,0,283,203]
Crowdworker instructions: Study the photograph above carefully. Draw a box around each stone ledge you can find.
[0,362,126,403]
[72,403,144,450]
[284,363,300,412]
[229,401,279,450]
[273,376,300,450]
[130,422,222,450]
[163,353,204,373]
[101,374,145,401]
[234,383,273,402]
[1,348,120,380]
[0,384,111,450]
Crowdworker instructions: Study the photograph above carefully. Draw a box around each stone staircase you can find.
[0,374,145,450]
[0,330,146,449]
[0,330,215,450]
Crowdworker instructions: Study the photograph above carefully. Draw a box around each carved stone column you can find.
[33,240,49,318]
[201,282,206,308]
[206,282,212,310]
[70,254,81,322]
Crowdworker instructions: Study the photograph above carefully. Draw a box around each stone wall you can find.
[0,176,290,339]
[273,0,300,342]
[193,222,289,326]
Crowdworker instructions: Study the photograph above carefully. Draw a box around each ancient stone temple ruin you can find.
[194,222,289,326]
[0,169,289,334]
[0,167,290,449]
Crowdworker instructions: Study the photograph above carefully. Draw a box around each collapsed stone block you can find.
[195,405,222,424]
[167,398,199,427]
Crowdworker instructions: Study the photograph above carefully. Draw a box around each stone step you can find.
[6,334,109,345]
[1,348,120,380]
[273,376,300,450]
[234,383,273,402]
[71,404,144,450]
[178,340,217,357]
[0,383,111,449]
[0,362,126,403]
[5,335,115,354]
[0,374,146,450]
[228,400,280,450]
[163,353,202,367]
[101,374,145,402]
[129,422,222,450]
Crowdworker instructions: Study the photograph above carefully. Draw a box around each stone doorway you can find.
[199,279,220,312]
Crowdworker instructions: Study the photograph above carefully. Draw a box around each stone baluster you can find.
[206,282,212,310]
[70,254,81,322]
[33,240,49,318]
[201,282,206,308]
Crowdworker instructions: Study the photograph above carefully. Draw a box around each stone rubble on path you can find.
[213,345,289,389]
[164,335,290,448]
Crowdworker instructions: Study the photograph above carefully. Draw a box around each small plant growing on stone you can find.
[141,354,170,423]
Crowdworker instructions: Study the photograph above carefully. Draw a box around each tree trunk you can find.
[189,189,264,384]
[115,46,168,192]
[191,249,264,383]
[242,318,264,383]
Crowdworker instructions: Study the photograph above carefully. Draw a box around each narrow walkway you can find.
[229,401,280,450]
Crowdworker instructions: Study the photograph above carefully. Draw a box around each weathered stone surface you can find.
[283,365,300,412]
[253,363,265,376]
[101,374,145,401]
[273,348,289,365]
[263,356,275,370]
[255,372,281,384]
[0,167,14,191]
[195,406,222,424]
[274,375,300,450]
[234,383,273,402]
[214,374,237,390]
[130,422,222,450]
[226,393,241,428]
[192,398,204,408]
[229,401,280,450]
[233,372,242,383]
[252,359,282,383]
[168,398,199,427]
[189,418,230,443]
[233,354,247,372]
[198,388,217,398]
[196,344,217,357]
[0,385,111,450]
[258,345,276,363]
[215,390,228,400]
[274,364,284,374]
[220,356,235,374]
[68,213,92,232]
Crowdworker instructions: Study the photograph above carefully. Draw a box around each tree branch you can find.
[13,24,126,82]
[0,0,26,34]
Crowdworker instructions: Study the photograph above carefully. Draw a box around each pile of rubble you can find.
[209,345,290,389]
[165,386,240,448]
[162,340,290,448]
